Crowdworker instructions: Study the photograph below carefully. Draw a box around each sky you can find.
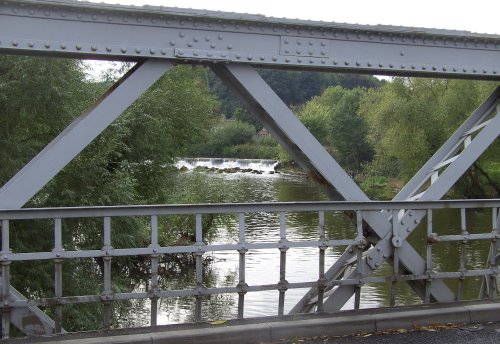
[87,0,500,35]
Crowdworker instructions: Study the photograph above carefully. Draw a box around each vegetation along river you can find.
[127,171,493,326]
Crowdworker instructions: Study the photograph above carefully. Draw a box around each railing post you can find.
[354,211,364,310]
[390,210,400,307]
[317,211,326,313]
[102,217,113,330]
[149,215,159,326]
[425,209,434,303]
[237,213,248,319]
[458,208,468,301]
[1,220,10,339]
[53,218,63,333]
[278,211,288,316]
[194,214,203,322]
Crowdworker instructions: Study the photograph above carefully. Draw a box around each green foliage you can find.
[297,86,372,171]
[360,78,498,182]
[188,120,256,157]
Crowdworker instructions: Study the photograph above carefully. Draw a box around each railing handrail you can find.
[0,199,499,220]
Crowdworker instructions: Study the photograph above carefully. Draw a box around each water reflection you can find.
[150,172,493,324]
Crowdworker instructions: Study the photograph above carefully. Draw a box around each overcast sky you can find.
[88,0,500,35]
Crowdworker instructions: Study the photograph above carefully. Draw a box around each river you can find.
[129,171,493,326]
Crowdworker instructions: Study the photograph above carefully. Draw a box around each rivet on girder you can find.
[29,10,35,15]
[28,42,34,48]
[321,59,326,64]
[179,32,185,38]
[272,56,278,61]
[367,62,372,67]
[151,18,157,24]
[227,44,233,50]
[309,40,314,46]
[473,69,477,73]
[161,50,167,55]
[297,58,302,63]
[121,47,127,53]
[61,12,67,18]
[180,20,185,25]
[309,59,314,64]
[378,63,383,68]
[76,44,82,51]
[11,41,18,47]
[150,49,156,55]
[187,42,193,47]
[169,41,175,46]
[218,34,223,40]
[401,64,406,69]
[107,16,113,22]
[442,67,447,71]
[92,14,97,21]
[210,44,216,49]
[309,50,314,55]
[463,68,467,72]
[123,17,128,22]
[221,53,227,58]
[135,48,141,54]
[493,70,497,74]
[389,64,393,68]
[235,24,240,29]
[91,45,97,52]
[77,14,83,19]
[333,60,338,65]
[259,56,265,61]
[61,44,66,50]
[193,22,198,27]
[298,30,303,35]
[297,40,302,45]
[45,43,51,49]
[400,51,405,56]
[273,27,278,32]
[285,58,290,63]
[344,61,349,66]
[236,54,241,59]
[285,49,290,54]
[205,36,211,42]
[321,50,326,55]
[248,26,253,31]
[44,11,50,17]
[345,34,350,39]
[296,49,302,54]
[432,66,437,71]
[193,37,199,43]
[105,46,112,52]
[421,65,426,70]
[356,62,360,66]
[193,51,198,56]
[411,65,416,70]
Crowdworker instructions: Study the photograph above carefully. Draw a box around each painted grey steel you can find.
[0,59,171,209]
[1,1,500,79]
[0,200,498,339]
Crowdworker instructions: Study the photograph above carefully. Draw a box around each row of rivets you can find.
[5,3,500,51]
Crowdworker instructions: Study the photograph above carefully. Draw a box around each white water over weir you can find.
[176,158,279,173]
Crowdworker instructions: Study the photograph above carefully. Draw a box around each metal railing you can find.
[0,199,499,338]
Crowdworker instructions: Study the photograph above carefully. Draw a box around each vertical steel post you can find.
[53,218,63,333]
[237,213,247,319]
[102,217,112,329]
[195,214,203,322]
[149,215,159,326]
[1,220,10,339]
[317,211,326,313]
[278,212,287,316]
[425,210,433,303]
[390,211,400,307]
[354,211,363,310]
[458,208,468,301]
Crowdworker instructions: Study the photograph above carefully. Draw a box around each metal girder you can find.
[0,59,172,209]
[1,0,500,80]
[213,64,456,313]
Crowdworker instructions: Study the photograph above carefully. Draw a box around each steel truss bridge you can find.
[0,0,499,339]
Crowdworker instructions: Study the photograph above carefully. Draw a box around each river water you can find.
[137,172,493,325]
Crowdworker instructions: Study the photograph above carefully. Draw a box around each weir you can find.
[0,0,499,340]
[175,158,279,173]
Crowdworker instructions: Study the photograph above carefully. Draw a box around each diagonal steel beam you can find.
[318,88,500,312]
[0,59,172,209]
[212,64,455,312]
